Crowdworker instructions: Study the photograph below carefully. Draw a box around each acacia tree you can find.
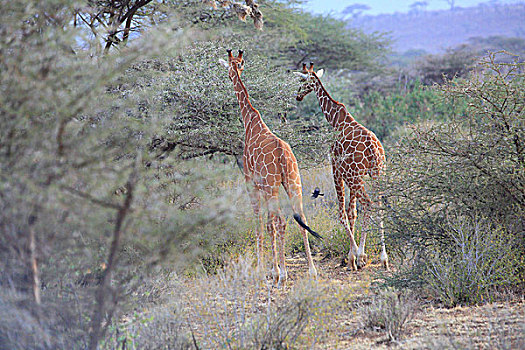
[125,39,331,168]
[74,0,264,54]
[123,0,391,166]
[443,0,456,10]
[276,11,389,70]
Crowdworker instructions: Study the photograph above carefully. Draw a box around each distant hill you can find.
[347,2,525,53]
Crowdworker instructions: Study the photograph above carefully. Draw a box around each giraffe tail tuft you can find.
[293,213,323,240]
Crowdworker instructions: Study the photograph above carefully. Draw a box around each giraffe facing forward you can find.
[294,63,388,271]
[220,50,321,284]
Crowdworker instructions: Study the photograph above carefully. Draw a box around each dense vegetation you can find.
[1,0,523,348]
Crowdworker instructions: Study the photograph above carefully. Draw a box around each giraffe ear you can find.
[218,58,229,69]
[316,69,324,78]
[292,71,309,79]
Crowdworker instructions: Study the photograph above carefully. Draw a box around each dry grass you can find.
[108,250,525,349]
[361,288,418,342]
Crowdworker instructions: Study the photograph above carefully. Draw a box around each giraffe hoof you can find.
[280,270,288,283]
[347,252,358,271]
[309,266,318,279]
[380,251,389,270]
[347,258,357,271]
[271,267,281,283]
[356,253,368,269]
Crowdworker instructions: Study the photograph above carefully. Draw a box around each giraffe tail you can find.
[293,213,323,240]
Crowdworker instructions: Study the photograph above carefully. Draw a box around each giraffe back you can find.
[332,120,385,180]
[243,131,300,194]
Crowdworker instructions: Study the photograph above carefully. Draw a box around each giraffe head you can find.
[293,62,324,101]
[219,49,245,80]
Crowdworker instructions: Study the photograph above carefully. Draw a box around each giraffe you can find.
[294,62,389,271]
[219,50,321,284]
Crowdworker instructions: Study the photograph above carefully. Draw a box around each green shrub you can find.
[381,52,524,305]
[353,80,465,140]
[422,216,520,307]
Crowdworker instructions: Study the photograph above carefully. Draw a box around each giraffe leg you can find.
[287,185,317,278]
[375,187,389,270]
[346,194,361,270]
[356,186,373,269]
[298,212,318,278]
[334,174,358,271]
[356,181,389,270]
[266,196,281,285]
[247,184,265,272]
[275,213,288,282]
[379,219,389,270]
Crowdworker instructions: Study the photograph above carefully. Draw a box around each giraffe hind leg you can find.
[266,194,287,285]
[286,182,318,278]
[266,211,280,284]
[346,194,361,270]
[334,174,358,270]
[355,184,373,269]
[246,183,265,272]
[379,219,389,270]
[275,214,288,282]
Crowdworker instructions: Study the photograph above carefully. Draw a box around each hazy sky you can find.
[302,0,523,15]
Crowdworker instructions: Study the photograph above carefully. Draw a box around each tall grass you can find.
[106,256,346,349]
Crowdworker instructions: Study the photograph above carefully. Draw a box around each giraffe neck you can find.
[230,69,268,136]
[313,76,355,130]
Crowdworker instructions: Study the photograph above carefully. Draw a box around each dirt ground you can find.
[272,252,525,349]
[178,248,524,349]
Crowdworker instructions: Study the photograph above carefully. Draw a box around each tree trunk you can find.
[88,170,136,350]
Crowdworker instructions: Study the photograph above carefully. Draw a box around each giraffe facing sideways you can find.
[219,50,321,284]
[294,62,389,271]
